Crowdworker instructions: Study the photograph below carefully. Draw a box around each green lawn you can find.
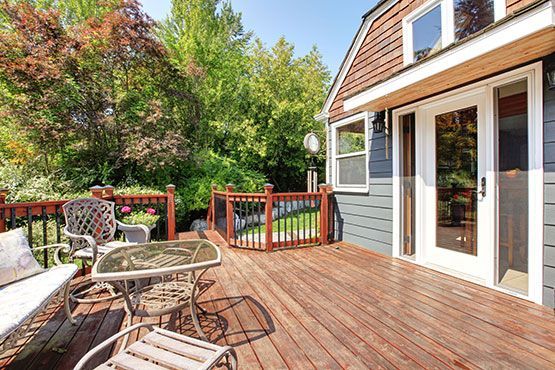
[240,208,320,235]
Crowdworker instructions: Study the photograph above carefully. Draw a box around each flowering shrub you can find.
[451,192,471,205]
[120,206,160,227]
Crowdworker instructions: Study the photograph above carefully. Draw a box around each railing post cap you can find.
[211,184,218,189]
[89,185,104,190]
[103,185,114,189]
[0,188,9,194]
[166,184,176,189]
[263,183,274,188]
[225,183,235,187]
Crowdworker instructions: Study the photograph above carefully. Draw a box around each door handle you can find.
[479,176,486,198]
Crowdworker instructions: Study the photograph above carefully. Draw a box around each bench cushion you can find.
[0,229,43,286]
[0,264,77,341]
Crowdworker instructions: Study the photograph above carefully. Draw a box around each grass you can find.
[240,208,320,235]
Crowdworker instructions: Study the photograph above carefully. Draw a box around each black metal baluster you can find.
[238,199,242,246]
[55,205,61,243]
[277,195,281,248]
[232,198,236,244]
[162,198,167,240]
[27,207,33,247]
[42,206,48,268]
[303,196,308,244]
[10,208,16,230]
[251,196,255,249]
[257,198,261,249]
[309,195,312,242]
[296,195,300,247]
[284,195,288,248]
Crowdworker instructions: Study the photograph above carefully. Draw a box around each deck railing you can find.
[0,185,176,268]
[207,184,333,251]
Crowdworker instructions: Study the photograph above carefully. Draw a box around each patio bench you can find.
[75,323,237,370]
[0,241,77,352]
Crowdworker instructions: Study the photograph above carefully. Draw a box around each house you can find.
[317,0,555,307]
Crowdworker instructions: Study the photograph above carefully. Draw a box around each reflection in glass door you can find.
[495,79,529,294]
[435,107,478,255]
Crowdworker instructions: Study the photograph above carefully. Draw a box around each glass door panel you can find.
[401,113,416,256]
[495,79,529,294]
[435,106,478,255]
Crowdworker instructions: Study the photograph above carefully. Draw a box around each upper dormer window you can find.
[403,0,504,65]
[454,0,495,41]
[413,4,442,62]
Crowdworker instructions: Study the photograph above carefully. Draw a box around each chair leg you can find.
[63,282,76,325]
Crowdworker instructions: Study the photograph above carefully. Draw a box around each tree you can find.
[227,38,330,190]
[0,0,198,184]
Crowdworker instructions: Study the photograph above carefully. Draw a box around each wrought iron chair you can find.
[63,197,151,303]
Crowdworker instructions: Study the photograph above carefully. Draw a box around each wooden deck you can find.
[2,231,555,369]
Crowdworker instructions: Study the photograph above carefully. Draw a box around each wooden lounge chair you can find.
[74,323,237,370]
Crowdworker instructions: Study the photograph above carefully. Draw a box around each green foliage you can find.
[176,150,266,225]
[0,0,331,229]
[121,212,160,227]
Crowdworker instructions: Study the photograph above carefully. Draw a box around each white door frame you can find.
[392,62,543,303]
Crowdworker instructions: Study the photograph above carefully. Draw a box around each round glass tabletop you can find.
[91,240,221,281]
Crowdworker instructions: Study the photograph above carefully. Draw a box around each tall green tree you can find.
[0,0,198,184]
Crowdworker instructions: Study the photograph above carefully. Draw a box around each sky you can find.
[141,0,379,77]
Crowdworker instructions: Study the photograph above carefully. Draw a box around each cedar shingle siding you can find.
[329,0,544,123]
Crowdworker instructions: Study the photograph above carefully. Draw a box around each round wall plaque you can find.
[303,133,320,155]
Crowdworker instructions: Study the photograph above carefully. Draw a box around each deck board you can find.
[2,233,555,369]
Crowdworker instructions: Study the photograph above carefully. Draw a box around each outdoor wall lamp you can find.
[372,110,388,135]
[547,62,555,91]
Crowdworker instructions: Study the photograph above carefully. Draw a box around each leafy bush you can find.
[176,150,266,227]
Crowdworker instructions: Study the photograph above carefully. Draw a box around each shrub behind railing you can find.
[0,185,176,268]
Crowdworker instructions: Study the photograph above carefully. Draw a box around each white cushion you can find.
[0,264,77,340]
[73,241,133,259]
[0,229,43,286]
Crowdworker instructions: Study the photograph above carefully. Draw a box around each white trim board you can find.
[330,112,370,194]
[315,0,399,121]
[344,0,554,112]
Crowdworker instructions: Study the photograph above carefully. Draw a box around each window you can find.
[454,0,495,41]
[413,5,442,62]
[403,0,503,65]
[331,113,369,192]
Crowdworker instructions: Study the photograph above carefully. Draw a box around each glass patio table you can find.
[91,240,221,341]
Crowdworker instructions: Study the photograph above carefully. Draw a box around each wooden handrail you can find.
[209,183,334,252]
[0,185,177,241]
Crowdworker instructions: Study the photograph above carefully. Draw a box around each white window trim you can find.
[330,112,370,193]
[403,0,507,66]
[391,62,543,304]
[346,0,552,112]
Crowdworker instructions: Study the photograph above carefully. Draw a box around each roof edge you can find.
[316,0,399,120]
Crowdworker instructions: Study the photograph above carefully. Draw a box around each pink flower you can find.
[121,206,132,214]
[146,208,156,215]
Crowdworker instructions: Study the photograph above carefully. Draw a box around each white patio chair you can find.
[63,198,151,303]
[74,323,237,370]
[0,241,77,353]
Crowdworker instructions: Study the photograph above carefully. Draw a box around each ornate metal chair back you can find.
[63,198,117,249]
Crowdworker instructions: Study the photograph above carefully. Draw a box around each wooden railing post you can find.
[264,184,274,252]
[225,184,235,245]
[0,188,8,232]
[209,184,217,230]
[90,185,104,199]
[319,184,331,246]
[166,184,176,240]
[104,185,115,199]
